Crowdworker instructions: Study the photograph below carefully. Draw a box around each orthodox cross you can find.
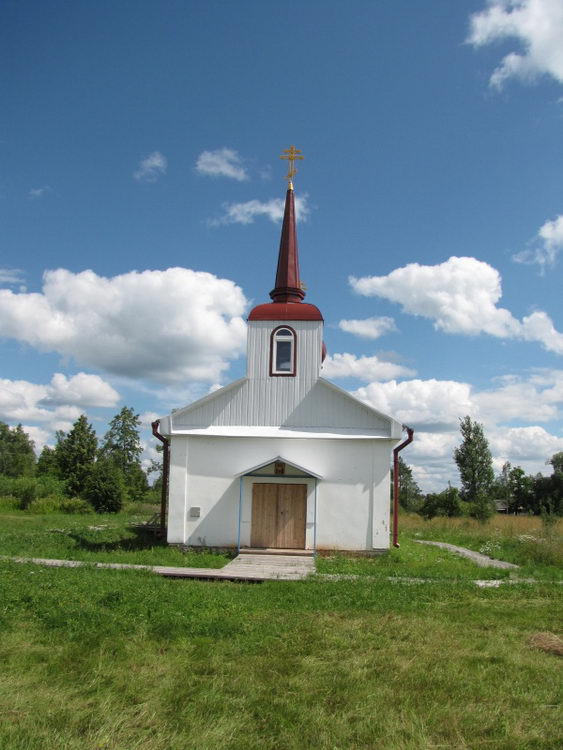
[280,145,304,188]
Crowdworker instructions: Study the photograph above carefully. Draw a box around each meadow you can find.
[0,502,561,750]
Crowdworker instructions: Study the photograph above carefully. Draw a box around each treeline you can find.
[397,416,563,521]
[0,408,159,513]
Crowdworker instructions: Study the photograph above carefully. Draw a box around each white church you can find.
[156,151,408,553]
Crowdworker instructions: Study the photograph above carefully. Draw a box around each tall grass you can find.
[399,512,563,571]
[0,562,561,750]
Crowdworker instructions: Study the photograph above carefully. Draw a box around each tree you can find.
[56,415,98,497]
[547,452,563,476]
[36,445,59,477]
[419,486,463,520]
[99,407,148,501]
[0,422,36,477]
[393,456,423,511]
[453,416,495,521]
[506,465,533,515]
[83,459,125,513]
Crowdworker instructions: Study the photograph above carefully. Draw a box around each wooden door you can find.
[251,483,307,549]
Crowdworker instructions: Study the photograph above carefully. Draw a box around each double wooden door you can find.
[251,483,307,549]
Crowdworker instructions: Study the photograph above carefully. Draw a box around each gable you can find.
[167,376,401,437]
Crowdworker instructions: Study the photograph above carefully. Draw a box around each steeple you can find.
[247,145,323,322]
[269,186,306,303]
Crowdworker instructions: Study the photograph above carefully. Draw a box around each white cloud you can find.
[40,373,120,408]
[0,268,24,286]
[513,214,563,271]
[212,195,309,226]
[133,151,167,182]
[195,148,248,181]
[338,316,397,339]
[139,411,160,428]
[28,185,52,199]
[350,256,563,355]
[468,0,563,89]
[0,373,118,424]
[491,424,563,462]
[322,353,415,382]
[354,378,474,431]
[20,425,51,452]
[0,267,248,384]
[352,370,563,491]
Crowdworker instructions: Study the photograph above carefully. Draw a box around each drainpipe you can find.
[392,426,414,548]
[151,420,170,538]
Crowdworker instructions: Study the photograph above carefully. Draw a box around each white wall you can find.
[167,435,393,550]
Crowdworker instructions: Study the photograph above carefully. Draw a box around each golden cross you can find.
[280,145,304,188]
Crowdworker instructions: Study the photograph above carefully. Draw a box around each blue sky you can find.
[1,0,562,490]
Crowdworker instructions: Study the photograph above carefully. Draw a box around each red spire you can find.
[269,187,305,303]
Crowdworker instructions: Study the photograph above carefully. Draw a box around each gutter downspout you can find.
[151,420,170,538]
[392,426,414,548]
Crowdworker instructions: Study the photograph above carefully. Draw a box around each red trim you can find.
[269,325,297,377]
[392,427,414,548]
[151,420,170,537]
[248,302,323,321]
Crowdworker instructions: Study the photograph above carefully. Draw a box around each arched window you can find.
[271,326,296,376]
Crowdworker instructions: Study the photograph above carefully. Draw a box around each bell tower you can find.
[246,147,325,384]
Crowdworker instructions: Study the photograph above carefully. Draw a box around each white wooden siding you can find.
[172,378,390,430]
[247,320,323,381]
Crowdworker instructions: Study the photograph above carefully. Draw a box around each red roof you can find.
[248,302,323,321]
[269,188,305,304]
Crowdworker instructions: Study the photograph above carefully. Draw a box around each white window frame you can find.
[271,326,296,376]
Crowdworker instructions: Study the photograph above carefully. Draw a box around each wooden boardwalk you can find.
[1,553,316,582]
[157,554,315,581]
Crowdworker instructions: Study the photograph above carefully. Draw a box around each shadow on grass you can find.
[66,526,238,562]
[67,526,168,554]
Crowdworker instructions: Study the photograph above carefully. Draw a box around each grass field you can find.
[0,504,561,749]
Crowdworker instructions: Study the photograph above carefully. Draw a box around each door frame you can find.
[238,475,317,552]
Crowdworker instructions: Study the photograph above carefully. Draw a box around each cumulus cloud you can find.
[20,425,51,452]
[513,214,563,271]
[354,378,474,431]
[468,0,563,89]
[195,148,248,181]
[0,267,248,384]
[350,256,563,355]
[338,316,397,339]
[322,353,415,382]
[490,425,563,462]
[352,370,563,491]
[212,194,309,225]
[133,151,167,182]
[40,373,120,407]
[0,373,119,424]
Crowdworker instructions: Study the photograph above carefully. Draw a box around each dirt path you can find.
[415,540,519,569]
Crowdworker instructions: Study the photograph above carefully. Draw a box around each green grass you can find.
[399,512,563,580]
[0,506,562,748]
[0,561,561,750]
[0,501,230,568]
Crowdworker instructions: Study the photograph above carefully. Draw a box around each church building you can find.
[156,150,407,552]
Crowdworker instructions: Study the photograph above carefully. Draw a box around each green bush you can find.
[12,478,38,509]
[59,497,94,514]
[419,487,463,520]
[83,460,126,513]
[0,474,17,498]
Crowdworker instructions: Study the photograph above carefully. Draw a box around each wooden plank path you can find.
[0,553,316,582]
[158,554,315,581]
